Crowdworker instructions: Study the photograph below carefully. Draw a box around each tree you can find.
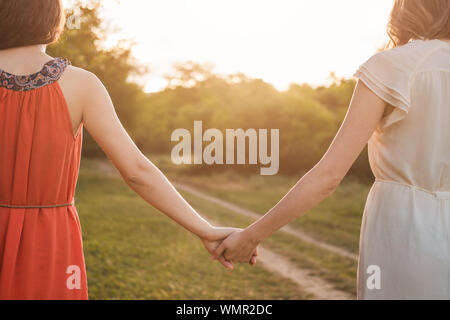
[48,1,147,156]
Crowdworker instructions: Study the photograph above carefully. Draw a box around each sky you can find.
[66,0,395,93]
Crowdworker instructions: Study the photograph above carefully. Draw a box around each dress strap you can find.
[0,57,71,92]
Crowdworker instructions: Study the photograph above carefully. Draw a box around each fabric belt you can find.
[0,200,75,209]
[375,179,450,200]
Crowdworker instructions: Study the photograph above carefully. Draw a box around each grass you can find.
[148,155,371,295]
[157,161,371,254]
[80,157,362,297]
[76,162,312,300]
[182,192,358,295]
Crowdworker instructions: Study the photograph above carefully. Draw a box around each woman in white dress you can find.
[212,0,450,299]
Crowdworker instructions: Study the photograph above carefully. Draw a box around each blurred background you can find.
[52,0,393,299]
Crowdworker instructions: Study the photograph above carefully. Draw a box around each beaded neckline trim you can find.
[0,58,71,92]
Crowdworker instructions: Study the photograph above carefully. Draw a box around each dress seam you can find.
[375,178,450,199]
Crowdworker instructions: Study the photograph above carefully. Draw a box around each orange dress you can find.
[0,58,88,299]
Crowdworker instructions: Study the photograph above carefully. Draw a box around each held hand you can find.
[202,238,234,270]
[202,227,258,269]
[201,227,239,270]
[211,230,259,265]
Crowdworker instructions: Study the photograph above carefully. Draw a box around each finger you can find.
[248,246,258,265]
[223,252,233,263]
[236,255,251,264]
[218,256,234,270]
[211,241,227,260]
[249,255,257,266]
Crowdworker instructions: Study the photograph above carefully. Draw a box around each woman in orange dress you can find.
[0,0,255,300]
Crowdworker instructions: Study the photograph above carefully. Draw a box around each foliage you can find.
[48,2,147,155]
[50,1,372,179]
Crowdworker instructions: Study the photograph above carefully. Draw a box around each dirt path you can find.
[174,183,358,261]
[94,160,354,299]
[204,214,353,299]
[257,247,353,299]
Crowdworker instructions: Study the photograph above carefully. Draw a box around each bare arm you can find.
[213,81,387,262]
[79,72,230,243]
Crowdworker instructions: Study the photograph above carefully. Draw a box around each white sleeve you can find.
[354,49,412,128]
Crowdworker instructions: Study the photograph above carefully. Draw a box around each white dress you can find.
[354,39,450,300]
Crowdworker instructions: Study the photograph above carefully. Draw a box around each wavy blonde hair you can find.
[387,0,450,48]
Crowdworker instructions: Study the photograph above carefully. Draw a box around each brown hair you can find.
[387,0,450,48]
[0,0,66,50]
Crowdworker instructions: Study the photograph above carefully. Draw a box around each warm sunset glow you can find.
[65,0,395,92]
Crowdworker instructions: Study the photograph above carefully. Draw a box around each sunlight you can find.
[65,0,395,92]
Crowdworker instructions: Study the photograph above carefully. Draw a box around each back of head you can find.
[0,0,65,50]
[387,0,450,48]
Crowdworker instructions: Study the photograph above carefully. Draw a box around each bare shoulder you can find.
[59,65,108,112]
[60,65,102,91]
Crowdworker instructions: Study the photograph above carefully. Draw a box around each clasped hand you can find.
[202,227,260,269]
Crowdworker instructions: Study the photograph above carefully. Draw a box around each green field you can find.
[152,155,370,295]
[152,155,371,254]
[77,162,312,299]
[77,158,370,298]
[175,173,369,254]
[182,191,358,295]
